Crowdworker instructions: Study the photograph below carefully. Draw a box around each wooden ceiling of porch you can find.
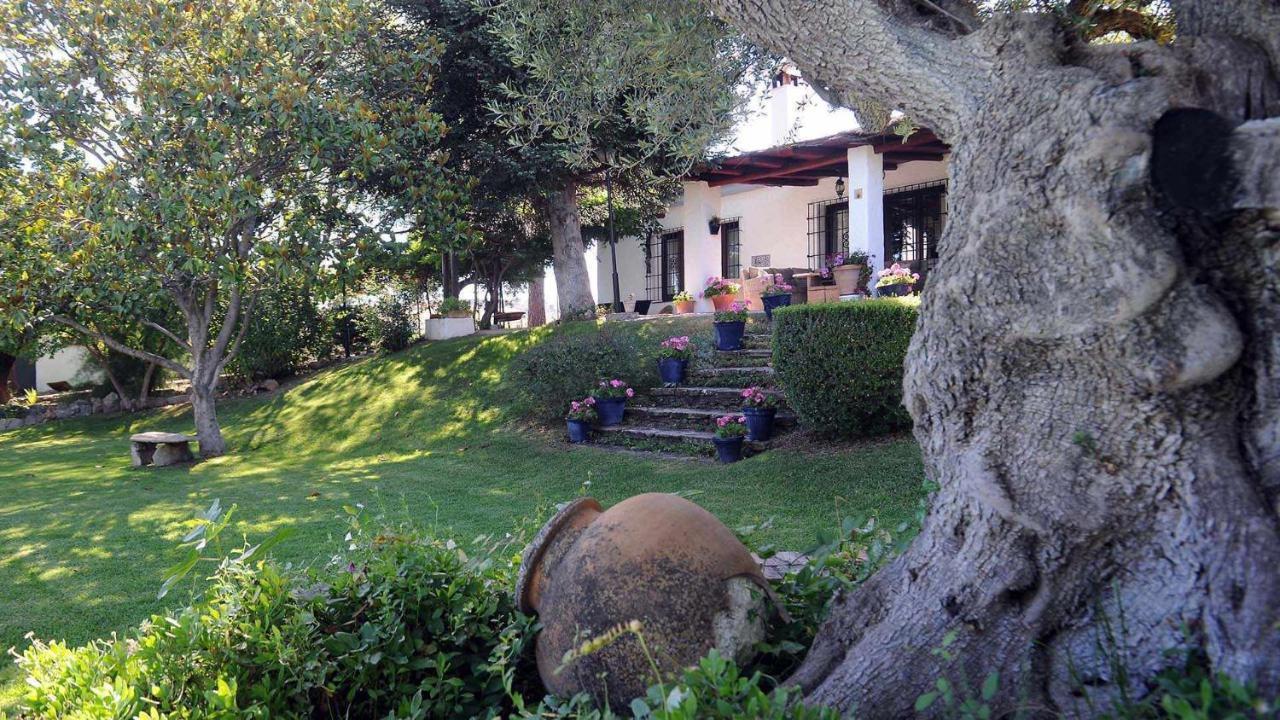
[690,129,950,187]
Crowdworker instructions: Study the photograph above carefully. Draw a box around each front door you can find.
[883,181,947,283]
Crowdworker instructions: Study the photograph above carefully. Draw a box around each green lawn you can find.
[0,318,925,709]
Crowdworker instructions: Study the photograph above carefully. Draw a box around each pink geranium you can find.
[592,378,633,400]
[714,414,749,439]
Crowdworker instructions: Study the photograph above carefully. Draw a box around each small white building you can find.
[595,70,950,313]
[9,345,102,394]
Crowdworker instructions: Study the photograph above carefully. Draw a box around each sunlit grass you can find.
[0,323,926,711]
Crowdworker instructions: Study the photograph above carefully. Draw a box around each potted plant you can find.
[713,414,749,463]
[671,290,696,314]
[828,251,870,295]
[590,378,635,426]
[437,297,472,318]
[712,300,750,350]
[702,275,741,312]
[566,397,597,443]
[759,275,794,321]
[657,335,694,386]
[875,263,920,296]
[740,386,780,441]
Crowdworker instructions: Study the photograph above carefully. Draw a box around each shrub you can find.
[509,324,652,421]
[361,290,416,353]
[772,299,918,438]
[230,279,331,381]
[328,303,371,355]
[12,519,534,719]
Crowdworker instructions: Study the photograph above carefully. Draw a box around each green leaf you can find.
[982,670,999,701]
[915,691,938,711]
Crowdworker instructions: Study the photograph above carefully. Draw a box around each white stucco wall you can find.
[35,345,101,392]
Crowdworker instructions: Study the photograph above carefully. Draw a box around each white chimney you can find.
[768,67,802,147]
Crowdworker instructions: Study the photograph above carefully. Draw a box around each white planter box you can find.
[425,317,475,341]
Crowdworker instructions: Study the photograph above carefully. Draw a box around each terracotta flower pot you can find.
[516,494,777,709]
[709,294,736,312]
[834,264,863,295]
[673,300,695,314]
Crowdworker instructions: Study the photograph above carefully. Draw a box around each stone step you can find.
[648,386,771,411]
[595,425,771,457]
[628,405,797,431]
[707,350,772,368]
[741,335,774,350]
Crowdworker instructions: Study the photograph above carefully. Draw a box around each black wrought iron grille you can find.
[883,180,948,281]
[806,198,849,269]
[720,219,741,279]
[647,228,684,301]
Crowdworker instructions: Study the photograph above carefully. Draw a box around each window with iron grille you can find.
[720,219,741,279]
[646,228,684,301]
[806,198,849,269]
[883,180,947,283]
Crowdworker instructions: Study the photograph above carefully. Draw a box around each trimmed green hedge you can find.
[772,299,919,438]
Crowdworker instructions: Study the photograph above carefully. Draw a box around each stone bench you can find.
[130,432,196,467]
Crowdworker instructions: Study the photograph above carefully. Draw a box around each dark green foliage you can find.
[772,300,919,438]
[328,303,370,356]
[12,520,535,719]
[509,322,655,421]
[361,291,417,354]
[229,280,332,381]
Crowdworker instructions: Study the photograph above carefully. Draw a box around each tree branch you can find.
[143,320,192,352]
[703,0,992,137]
[1169,0,1280,73]
[50,315,190,378]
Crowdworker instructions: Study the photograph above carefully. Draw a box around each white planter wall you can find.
[425,318,475,341]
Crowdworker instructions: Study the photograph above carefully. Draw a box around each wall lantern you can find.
[708,216,722,235]
[835,177,846,199]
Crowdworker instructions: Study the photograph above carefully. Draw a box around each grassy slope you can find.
[0,318,925,708]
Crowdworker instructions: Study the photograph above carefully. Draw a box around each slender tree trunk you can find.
[705,2,1280,716]
[137,361,156,408]
[189,383,225,456]
[545,180,595,319]
[85,343,129,405]
[528,270,547,327]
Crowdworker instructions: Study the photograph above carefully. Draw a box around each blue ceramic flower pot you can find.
[566,419,591,443]
[878,283,912,297]
[713,321,746,351]
[658,358,687,385]
[713,436,744,463]
[592,396,626,426]
[761,293,791,321]
[742,406,776,442]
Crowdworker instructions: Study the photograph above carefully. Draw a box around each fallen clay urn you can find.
[516,493,777,707]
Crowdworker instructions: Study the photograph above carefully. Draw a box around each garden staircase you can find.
[597,322,796,458]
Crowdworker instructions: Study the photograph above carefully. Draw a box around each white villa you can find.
[593,69,950,313]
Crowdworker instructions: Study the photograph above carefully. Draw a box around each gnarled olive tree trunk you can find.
[545,180,596,319]
[707,0,1280,715]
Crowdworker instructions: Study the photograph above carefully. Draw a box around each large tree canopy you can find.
[692,0,1280,715]
[0,0,449,455]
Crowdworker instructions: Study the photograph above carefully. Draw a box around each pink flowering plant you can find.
[760,273,793,297]
[876,263,921,288]
[740,386,779,409]
[566,397,598,423]
[713,299,750,323]
[714,414,749,439]
[658,335,695,361]
[592,378,635,400]
[702,275,741,298]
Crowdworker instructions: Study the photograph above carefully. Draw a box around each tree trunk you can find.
[704,2,1280,716]
[0,351,15,403]
[189,383,225,457]
[528,270,547,327]
[545,180,596,320]
[137,361,156,408]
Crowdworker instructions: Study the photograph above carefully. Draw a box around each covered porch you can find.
[631,129,950,312]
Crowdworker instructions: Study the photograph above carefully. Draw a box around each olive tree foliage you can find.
[0,0,449,455]
[691,0,1280,716]
[484,0,774,317]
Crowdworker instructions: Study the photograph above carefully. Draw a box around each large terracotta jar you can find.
[833,264,864,295]
[516,494,775,708]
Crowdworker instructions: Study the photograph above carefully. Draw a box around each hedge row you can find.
[772,299,919,438]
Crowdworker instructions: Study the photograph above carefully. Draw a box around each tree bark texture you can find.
[545,181,596,319]
[706,1,1280,715]
[528,270,547,327]
[0,351,15,403]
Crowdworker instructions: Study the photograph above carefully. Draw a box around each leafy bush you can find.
[772,299,918,438]
[12,515,534,719]
[328,303,371,355]
[509,323,653,421]
[361,290,417,353]
[437,297,471,316]
[230,279,331,381]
